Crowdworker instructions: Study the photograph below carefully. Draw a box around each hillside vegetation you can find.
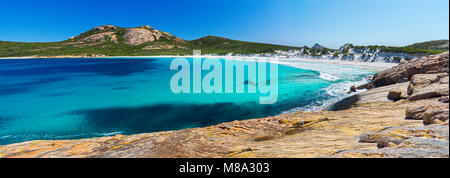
[0,25,300,57]
[355,40,449,55]
[0,25,448,58]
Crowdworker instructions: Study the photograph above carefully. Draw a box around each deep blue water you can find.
[0,57,374,145]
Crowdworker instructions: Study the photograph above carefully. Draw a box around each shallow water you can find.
[0,57,374,145]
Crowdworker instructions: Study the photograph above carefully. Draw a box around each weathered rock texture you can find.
[125,28,156,45]
[333,121,449,158]
[72,25,185,47]
[83,32,118,44]
[370,52,449,88]
[408,74,449,101]
[332,52,449,158]
[387,89,403,101]
[93,25,119,31]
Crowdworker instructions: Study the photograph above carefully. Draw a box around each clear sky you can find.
[0,0,448,48]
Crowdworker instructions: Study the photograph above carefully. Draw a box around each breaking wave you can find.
[319,72,340,81]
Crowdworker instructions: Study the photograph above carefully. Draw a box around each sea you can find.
[0,57,375,145]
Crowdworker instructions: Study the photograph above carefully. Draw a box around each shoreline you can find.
[0,55,397,72]
[0,55,395,146]
[0,54,390,114]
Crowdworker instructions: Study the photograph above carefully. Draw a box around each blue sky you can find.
[0,0,448,48]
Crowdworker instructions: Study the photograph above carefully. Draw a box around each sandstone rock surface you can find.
[407,74,449,101]
[371,52,449,88]
[387,89,402,101]
[334,123,449,158]
[407,73,448,95]
[409,84,449,101]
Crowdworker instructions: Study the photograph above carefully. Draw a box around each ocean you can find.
[0,57,374,145]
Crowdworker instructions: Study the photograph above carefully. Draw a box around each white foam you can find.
[97,131,123,136]
[319,72,340,81]
[223,56,376,113]
[282,75,372,113]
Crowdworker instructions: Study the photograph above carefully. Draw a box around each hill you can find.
[189,36,302,55]
[0,25,301,57]
[0,25,448,58]
[406,39,449,51]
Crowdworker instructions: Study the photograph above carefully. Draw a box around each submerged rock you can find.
[356,83,371,90]
[347,86,357,94]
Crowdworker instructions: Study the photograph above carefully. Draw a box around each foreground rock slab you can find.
[333,122,449,158]
[0,97,428,158]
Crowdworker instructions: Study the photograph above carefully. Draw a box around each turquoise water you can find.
[0,57,374,145]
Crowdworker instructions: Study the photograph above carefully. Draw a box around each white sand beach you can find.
[0,55,397,72]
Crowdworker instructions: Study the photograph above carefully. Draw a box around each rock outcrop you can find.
[347,86,357,94]
[408,74,449,101]
[409,83,449,101]
[71,25,185,47]
[92,25,119,31]
[405,101,449,124]
[123,27,185,45]
[83,32,118,44]
[332,52,449,158]
[407,73,448,95]
[370,52,449,88]
[124,28,156,45]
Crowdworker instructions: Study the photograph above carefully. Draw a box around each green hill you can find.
[406,40,449,51]
[0,25,301,57]
[189,36,301,55]
[0,25,448,58]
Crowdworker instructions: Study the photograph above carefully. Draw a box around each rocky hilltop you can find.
[0,52,448,158]
[70,25,186,49]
